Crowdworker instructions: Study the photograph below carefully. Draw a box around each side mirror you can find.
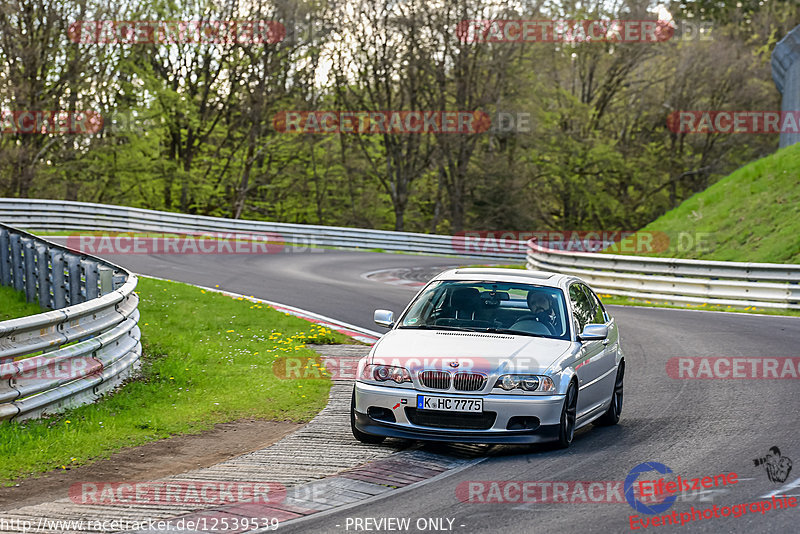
[374,309,395,328]
[578,324,608,342]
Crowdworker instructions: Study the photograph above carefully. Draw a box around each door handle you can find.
[602,338,611,346]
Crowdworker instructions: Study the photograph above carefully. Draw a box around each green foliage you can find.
[0,1,797,234]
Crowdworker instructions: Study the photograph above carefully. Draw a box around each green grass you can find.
[0,285,42,321]
[605,143,800,263]
[0,276,351,484]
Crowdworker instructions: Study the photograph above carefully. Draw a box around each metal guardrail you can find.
[0,223,141,422]
[0,198,527,261]
[772,24,800,149]
[527,241,800,309]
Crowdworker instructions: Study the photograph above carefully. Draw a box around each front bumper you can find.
[353,381,565,444]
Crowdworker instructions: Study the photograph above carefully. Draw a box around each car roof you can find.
[431,268,576,288]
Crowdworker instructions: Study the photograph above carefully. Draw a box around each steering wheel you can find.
[511,314,557,336]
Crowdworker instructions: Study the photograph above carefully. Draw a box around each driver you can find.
[527,291,560,334]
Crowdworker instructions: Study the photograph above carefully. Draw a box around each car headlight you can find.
[494,374,555,392]
[359,364,411,384]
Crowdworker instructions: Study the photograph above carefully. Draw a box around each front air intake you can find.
[453,373,487,391]
[420,370,451,389]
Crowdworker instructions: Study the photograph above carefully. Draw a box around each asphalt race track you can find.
[58,243,800,534]
[80,245,458,332]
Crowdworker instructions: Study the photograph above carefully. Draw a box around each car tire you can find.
[556,380,578,448]
[595,362,624,426]
[350,387,385,444]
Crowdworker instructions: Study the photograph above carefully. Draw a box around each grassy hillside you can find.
[608,143,800,263]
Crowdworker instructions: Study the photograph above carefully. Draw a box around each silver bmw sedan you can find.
[351,268,625,448]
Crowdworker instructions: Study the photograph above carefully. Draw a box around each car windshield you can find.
[398,280,570,340]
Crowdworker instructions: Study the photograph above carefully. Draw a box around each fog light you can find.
[506,416,540,430]
[368,406,396,423]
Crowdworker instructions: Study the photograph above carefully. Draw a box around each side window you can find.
[582,285,607,324]
[568,284,593,332]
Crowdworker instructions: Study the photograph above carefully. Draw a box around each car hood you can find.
[370,328,572,374]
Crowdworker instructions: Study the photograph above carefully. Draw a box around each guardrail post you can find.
[65,253,82,305]
[83,259,99,300]
[98,266,113,295]
[22,238,37,303]
[0,228,10,286]
[9,233,23,292]
[51,251,67,309]
[113,272,126,290]
[772,24,800,148]
[36,244,51,309]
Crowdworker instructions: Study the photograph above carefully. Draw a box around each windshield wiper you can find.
[398,324,484,332]
[480,327,548,338]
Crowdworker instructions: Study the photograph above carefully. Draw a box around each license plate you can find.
[417,395,483,413]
